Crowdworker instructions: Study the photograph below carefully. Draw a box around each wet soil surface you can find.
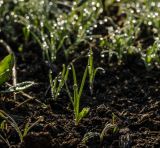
[0,49,160,148]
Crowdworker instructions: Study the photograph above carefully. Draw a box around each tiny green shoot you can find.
[0,110,44,143]
[100,113,119,143]
[88,48,104,95]
[65,64,89,125]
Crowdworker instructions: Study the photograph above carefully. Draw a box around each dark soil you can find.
[0,48,160,148]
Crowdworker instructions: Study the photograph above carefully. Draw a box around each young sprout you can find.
[100,113,119,143]
[49,64,69,101]
[0,110,43,143]
[88,48,104,95]
[65,64,89,126]
[142,41,160,70]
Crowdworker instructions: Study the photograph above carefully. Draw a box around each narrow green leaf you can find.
[0,110,23,142]
[0,54,14,86]
[88,48,93,75]
[57,36,67,50]
[73,84,79,117]
[71,64,77,86]
[78,66,88,100]
[23,120,30,138]
[65,81,73,105]
[23,116,43,138]
[1,81,35,93]
[56,64,69,98]
[77,107,90,124]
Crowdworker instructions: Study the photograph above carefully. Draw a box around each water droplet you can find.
[102,70,106,74]
[150,54,155,58]
[101,54,105,58]
[26,25,31,30]
[96,3,100,7]
[99,20,104,25]
[68,66,71,70]
[6,15,10,20]
[60,27,64,30]
[26,15,29,20]
[155,37,159,41]
[112,39,116,43]
[86,30,90,33]
[40,0,45,5]
[100,37,103,40]
[73,2,77,6]
[49,2,53,6]
[79,26,83,30]
[93,7,96,11]
[91,2,95,6]
[155,12,159,17]
[132,20,136,24]
[124,33,127,37]
[0,0,4,7]
[137,9,140,13]
[104,18,108,22]
[151,2,156,7]
[40,22,44,27]
[94,24,97,28]
[148,21,152,26]
[100,8,103,13]
[72,21,76,25]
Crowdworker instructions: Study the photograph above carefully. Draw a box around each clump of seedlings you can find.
[142,40,160,70]
[49,64,69,101]
[88,48,104,95]
[100,113,119,143]
[81,113,119,147]
[0,110,44,146]
[65,64,89,125]
[82,132,100,146]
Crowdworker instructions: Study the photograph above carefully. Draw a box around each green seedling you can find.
[0,110,44,143]
[0,120,10,146]
[65,64,89,126]
[88,48,104,95]
[100,113,119,143]
[142,40,160,70]
[0,54,14,86]
[23,27,30,44]
[82,132,100,145]
[49,64,69,101]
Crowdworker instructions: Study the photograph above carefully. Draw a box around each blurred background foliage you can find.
[0,0,160,68]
